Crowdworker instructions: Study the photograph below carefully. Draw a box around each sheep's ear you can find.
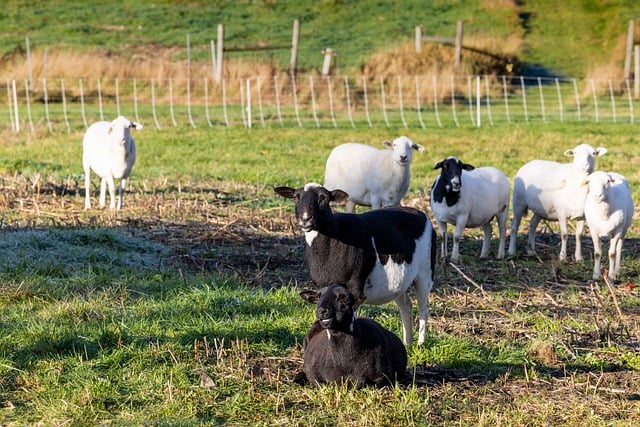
[563,149,575,157]
[433,160,444,170]
[107,125,114,135]
[412,143,425,153]
[274,186,296,199]
[595,147,607,157]
[330,189,349,203]
[299,289,320,304]
[381,140,393,148]
[462,163,475,171]
[131,121,143,130]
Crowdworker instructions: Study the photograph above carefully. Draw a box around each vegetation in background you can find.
[0,0,637,80]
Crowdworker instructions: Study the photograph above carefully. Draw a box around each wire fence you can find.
[3,74,640,132]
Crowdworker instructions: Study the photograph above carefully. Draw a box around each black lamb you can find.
[300,284,407,388]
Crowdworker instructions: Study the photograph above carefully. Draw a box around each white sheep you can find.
[323,136,424,212]
[430,157,510,262]
[584,171,634,281]
[83,116,141,210]
[508,143,607,261]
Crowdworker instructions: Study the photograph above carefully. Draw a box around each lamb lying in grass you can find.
[299,284,407,388]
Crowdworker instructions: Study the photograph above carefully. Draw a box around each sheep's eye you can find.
[293,194,300,201]
[318,194,328,203]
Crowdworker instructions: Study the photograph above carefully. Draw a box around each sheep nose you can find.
[316,307,331,320]
[399,155,408,163]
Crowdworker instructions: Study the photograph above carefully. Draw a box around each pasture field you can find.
[1,123,640,425]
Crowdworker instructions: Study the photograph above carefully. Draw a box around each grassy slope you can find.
[0,0,637,77]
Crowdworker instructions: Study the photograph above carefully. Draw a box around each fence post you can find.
[635,44,639,99]
[215,24,224,83]
[623,20,635,79]
[12,80,19,132]
[454,20,464,70]
[290,19,300,77]
[25,79,34,132]
[476,75,481,127]
[26,37,33,89]
[321,48,334,77]
[415,25,422,53]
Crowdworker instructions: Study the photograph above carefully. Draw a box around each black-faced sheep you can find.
[508,143,607,261]
[83,115,142,210]
[274,183,436,346]
[300,284,407,387]
[429,156,510,262]
[323,136,424,212]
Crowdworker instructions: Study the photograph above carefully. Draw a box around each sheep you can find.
[323,136,424,213]
[508,143,607,261]
[274,183,436,346]
[83,115,142,210]
[299,284,407,387]
[584,171,634,281]
[429,156,510,263]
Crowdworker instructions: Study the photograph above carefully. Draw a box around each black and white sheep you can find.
[83,115,142,210]
[429,156,510,262]
[508,143,607,261]
[584,171,634,281]
[323,136,424,212]
[300,284,407,387]
[274,183,436,346]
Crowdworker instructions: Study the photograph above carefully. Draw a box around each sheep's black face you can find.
[314,285,355,332]
[434,157,475,193]
[294,185,334,232]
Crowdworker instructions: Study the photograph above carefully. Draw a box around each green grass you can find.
[1,0,637,77]
[1,123,639,425]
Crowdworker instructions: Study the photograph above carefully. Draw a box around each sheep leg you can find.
[508,206,525,256]
[116,178,126,210]
[414,276,432,346]
[591,235,602,280]
[450,222,466,263]
[479,223,492,259]
[574,219,585,262]
[496,209,508,259]
[105,176,117,210]
[436,221,448,261]
[526,214,541,256]
[99,178,108,209]
[344,199,356,213]
[84,167,92,210]
[557,216,569,262]
[394,292,413,346]
[609,235,623,280]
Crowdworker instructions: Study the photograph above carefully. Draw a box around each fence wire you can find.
[3,75,639,132]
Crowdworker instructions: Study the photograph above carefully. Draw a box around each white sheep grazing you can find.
[323,136,424,212]
[430,157,510,262]
[584,171,634,281]
[83,116,142,210]
[508,143,607,261]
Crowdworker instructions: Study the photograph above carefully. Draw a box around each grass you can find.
[1,123,639,425]
[1,1,638,79]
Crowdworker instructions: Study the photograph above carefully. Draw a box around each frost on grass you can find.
[0,228,173,277]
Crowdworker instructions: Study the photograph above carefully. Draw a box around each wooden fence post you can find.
[321,48,334,76]
[215,24,224,83]
[290,19,300,77]
[623,20,635,79]
[415,25,422,53]
[454,20,464,70]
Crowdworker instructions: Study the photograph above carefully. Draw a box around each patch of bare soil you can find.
[2,175,639,422]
